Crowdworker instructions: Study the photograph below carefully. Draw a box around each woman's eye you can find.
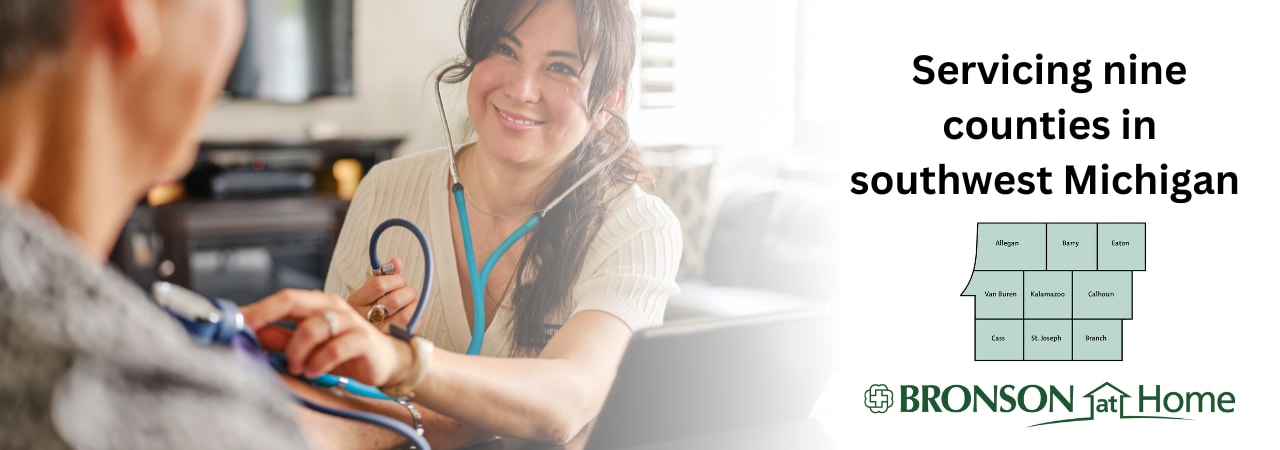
[496,44,516,58]
[549,62,578,76]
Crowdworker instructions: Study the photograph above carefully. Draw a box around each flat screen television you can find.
[224,0,354,103]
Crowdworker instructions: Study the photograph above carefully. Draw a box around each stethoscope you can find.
[438,101,629,355]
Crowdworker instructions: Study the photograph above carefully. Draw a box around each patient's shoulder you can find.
[0,197,306,449]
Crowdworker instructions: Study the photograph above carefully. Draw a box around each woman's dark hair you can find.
[437,0,649,355]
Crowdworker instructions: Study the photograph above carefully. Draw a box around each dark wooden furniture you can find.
[110,138,400,304]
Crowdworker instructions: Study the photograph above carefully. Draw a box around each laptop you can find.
[584,307,839,450]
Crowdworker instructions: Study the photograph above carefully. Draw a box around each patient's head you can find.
[1,0,244,258]
[1,0,244,187]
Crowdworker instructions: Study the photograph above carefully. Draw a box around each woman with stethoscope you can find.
[242,0,682,448]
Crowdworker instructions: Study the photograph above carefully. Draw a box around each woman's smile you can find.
[494,105,544,132]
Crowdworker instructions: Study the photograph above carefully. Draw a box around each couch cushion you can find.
[703,179,845,302]
[646,148,716,280]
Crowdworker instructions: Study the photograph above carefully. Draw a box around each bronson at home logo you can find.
[864,382,1235,427]
[864,384,894,413]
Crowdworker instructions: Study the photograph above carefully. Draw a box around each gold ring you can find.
[323,311,339,338]
[367,303,390,325]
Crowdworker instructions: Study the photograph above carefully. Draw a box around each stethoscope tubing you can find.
[293,394,427,445]
[368,218,435,334]
[452,185,542,355]
[442,110,630,355]
[268,218,437,448]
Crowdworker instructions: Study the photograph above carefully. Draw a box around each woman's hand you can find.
[348,257,420,331]
[241,289,413,387]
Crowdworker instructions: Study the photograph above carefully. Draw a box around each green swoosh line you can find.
[1028,417,1094,427]
[1029,415,1191,427]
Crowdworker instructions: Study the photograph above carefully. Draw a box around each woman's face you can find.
[467,0,598,170]
[123,0,244,185]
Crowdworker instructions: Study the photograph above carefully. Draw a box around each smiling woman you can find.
[240,0,683,447]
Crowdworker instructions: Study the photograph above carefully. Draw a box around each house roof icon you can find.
[1084,382,1130,400]
[1083,382,1130,420]
[1029,382,1128,427]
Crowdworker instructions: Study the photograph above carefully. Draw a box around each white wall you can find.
[678,0,795,151]
[629,0,796,152]
[201,0,469,156]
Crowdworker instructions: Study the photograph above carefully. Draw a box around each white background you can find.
[800,0,1280,448]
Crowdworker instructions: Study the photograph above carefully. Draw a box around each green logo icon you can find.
[865,384,894,413]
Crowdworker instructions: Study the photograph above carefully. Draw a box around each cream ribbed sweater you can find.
[324,148,682,357]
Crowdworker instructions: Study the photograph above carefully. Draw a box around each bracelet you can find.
[381,326,434,398]
[397,398,425,437]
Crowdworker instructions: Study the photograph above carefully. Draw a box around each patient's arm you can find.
[282,375,498,450]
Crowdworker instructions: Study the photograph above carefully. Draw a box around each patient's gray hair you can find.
[0,0,72,83]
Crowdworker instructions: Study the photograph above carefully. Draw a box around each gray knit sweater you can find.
[0,190,307,449]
